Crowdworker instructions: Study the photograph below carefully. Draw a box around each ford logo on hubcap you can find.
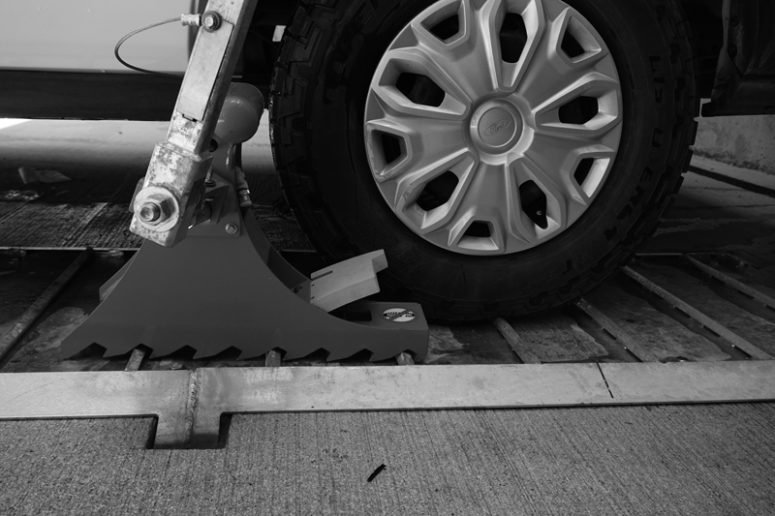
[485,118,513,137]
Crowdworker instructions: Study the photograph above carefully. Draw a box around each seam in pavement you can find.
[596,363,614,399]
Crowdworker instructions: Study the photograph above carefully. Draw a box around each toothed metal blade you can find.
[62,222,428,363]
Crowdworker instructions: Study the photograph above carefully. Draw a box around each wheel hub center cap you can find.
[470,102,522,153]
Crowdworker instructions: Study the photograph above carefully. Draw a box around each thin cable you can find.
[114,17,185,77]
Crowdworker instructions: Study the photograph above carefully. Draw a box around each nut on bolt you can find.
[134,190,177,228]
[202,11,222,31]
[225,223,240,235]
[138,202,163,224]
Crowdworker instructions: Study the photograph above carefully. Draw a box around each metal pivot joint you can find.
[64,0,428,362]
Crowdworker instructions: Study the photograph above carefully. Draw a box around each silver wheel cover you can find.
[364,0,623,255]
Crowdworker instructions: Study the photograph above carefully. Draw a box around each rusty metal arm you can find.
[130,0,260,246]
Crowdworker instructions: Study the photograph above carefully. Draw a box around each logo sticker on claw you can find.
[383,308,416,323]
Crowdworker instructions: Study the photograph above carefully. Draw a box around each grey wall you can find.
[694,115,775,174]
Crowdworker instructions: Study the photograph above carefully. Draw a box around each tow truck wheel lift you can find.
[58,81,429,363]
[2,0,775,450]
[59,0,429,364]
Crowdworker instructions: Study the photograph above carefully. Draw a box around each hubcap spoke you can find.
[440,162,508,252]
[365,114,467,182]
[376,47,472,116]
[487,0,548,92]
[528,134,617,210]
[372,82,466,122]
[512,155,570,232]
[519,7,611,106]
[532,70,621,139]
[392,148,475,213]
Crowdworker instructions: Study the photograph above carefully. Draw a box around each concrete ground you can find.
[1,118,775,515]
[2,405,775,515]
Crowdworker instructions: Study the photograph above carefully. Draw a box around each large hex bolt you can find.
[133,187,179,230]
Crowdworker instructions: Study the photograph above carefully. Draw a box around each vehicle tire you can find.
[270,0,698,321]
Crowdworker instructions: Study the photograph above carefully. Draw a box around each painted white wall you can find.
[0,1,191,72]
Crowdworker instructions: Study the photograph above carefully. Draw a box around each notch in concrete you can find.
[150,368,228,450]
